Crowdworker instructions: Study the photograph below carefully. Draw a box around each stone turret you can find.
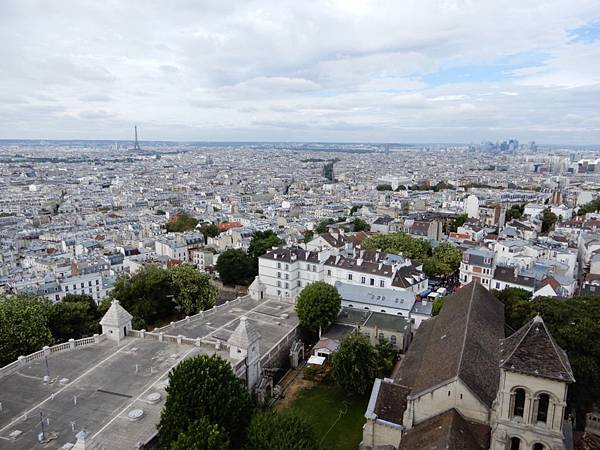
[100,300,133,344]
[227,316,261,389]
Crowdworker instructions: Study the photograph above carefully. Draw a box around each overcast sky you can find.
[1,0,600,144]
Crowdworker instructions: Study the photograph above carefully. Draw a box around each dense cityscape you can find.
[2,1,600,449]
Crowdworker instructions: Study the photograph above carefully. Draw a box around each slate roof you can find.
[493,266,536,288]
[398,408,490,450]
[374,381,410,425]
[394,282,505,407]
[99,300,133,327]
[499,315,575,383]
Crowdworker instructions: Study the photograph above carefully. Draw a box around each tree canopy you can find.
[577,198,600,216]
[447,213,468,233]
[352,218,370,232]
[541,207,558,233]
[248,230,285,260]
[216,249,256,286]
[295,282,341,333]
[165,213,199,233]
[331,333,378,395]
[493,288,600,427]
[48,294,101,343]
[362,232,431,260]
[104,264,216,328]
[169,264,217,316]
[422,243,462,278]
[506,204,525,221]
[157,354,253,448]
[0,294,54,366]
[199,223,220,239]
[168,417,230,450]
[245,411,319,450]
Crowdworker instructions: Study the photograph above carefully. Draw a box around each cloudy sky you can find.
[2,0,600,143]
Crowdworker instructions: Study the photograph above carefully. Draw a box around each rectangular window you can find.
[380,280,385,287]
[390,335,397,345]
[370,278,375,286]
[285,264,289,270]
[327,269,331,276]
[277,262,281,269]
[285,282,289,289]
[277,281,281,287]
[285,273,289,279]
[361,276,366,284]
[277,272,281,278]
[348,273,353,281]
[88,281,92,286]
[495,282,500,289]
[297,280,301,287]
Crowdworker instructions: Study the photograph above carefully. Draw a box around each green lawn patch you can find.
[284,384,369,450]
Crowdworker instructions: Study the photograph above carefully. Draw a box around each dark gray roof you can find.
[399,409,490,450]
[493,265,536,288]
[394,282,505,407]
[374,381,410,425]
[499,315,575,383]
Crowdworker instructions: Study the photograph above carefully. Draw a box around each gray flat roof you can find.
[0,296,299,450]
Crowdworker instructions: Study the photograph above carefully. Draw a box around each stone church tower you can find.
[490,315,575,450]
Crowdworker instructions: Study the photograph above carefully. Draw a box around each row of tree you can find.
[105,264,217,329]
[0,293,101,366]
[158,354,320,450]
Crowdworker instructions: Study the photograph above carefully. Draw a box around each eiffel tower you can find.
[133,125,141,151]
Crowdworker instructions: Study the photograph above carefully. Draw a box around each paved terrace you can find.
[0,296,299,450]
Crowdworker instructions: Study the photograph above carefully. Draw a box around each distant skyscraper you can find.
[133,125,141,151]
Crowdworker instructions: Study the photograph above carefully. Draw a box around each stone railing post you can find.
[69,338,75,349]
[93,334,100,344]
[177,335,182,344]
[18,356,25,366]
[140,329,146,339]
[43,346,50,356]
[159,332,164,342]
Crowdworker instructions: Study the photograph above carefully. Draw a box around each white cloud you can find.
[0,0,599,142]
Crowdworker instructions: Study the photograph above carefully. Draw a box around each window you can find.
[496,282,500,289]
[88,281,92,286]
[81,283,84,288]
[277,272,281,278]
[512,389,526,418]
[361,276,366,284]
[277,262,281,269]
[285,273,289,280]
[96,280,99,285]
[65,286,69,292]
[378,332,384,340]
[533,444,544,450]
[380,280,385,287]
[277,281,281,287]
[285,282,289,289]
[312,265,317,272]
[370,278,375,286]
[285,264,289,270]
[536,394,550,423]
[327,269,331,276]
[510,437,521,450]
[348,273,353,281]
[390,335,397,345]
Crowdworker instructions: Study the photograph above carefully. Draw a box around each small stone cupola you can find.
[100,300,133,344]
[227,316,262,389]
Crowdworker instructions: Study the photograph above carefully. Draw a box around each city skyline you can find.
[1,1,600,143]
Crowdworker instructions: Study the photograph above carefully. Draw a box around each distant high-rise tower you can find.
[133,125,141,151]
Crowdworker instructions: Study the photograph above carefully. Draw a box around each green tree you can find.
[216,249,256,286]
[362,232,431,260]
[200,223,220,240]
[0,294,54,366]
[577,198,600,216]
[302,230,314,243]
[492,287,533,330]
[169,417,229,450]
[246,411,319,450]
[295,282,341,333]
[541,207,558,233]
[352,218,370,232]
[165,213,199,233]
[157,354,253,448]
[432,297,446,316]
[447,213,468,233]
[248,230,285,260]
[423,243,462,278]
[48,294,101,343]
[169,265,217,315]
[506,204,525,221]
[105,265,176,327]
[375,337,398,377]
[350,205,360,215]
[331,333,378,395]
[315,218,336,234]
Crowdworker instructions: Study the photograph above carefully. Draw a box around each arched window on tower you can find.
[536,394,550,423]
[513,388,526,418]
[510,437,521,450]
[533,443,545,450]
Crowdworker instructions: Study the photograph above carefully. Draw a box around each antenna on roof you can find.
[133,125,141,151]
